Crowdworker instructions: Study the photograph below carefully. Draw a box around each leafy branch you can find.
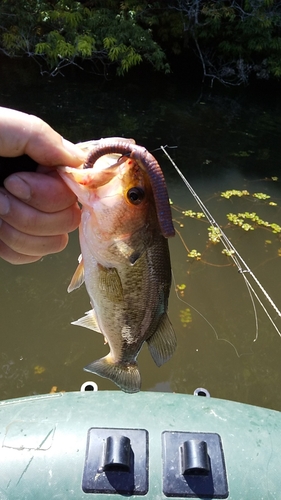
[172,0,281,85]
[0,0,169,76]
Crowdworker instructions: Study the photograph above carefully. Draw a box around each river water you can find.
[1,59,281,410]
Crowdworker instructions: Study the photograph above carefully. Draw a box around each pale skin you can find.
[0,107,86,264]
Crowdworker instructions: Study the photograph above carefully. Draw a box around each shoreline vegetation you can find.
[1,1,281,87]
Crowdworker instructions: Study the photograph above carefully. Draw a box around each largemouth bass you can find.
[58,139,176,393]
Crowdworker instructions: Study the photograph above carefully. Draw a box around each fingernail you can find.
[4,174,31,201]
[0,191,10,215]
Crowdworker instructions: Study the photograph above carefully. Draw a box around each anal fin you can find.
[71,309,102,333]
[146,313,177,367]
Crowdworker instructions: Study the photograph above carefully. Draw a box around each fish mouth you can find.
[83,140,175,239]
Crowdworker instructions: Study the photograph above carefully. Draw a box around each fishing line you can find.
[161,145,281,339]
[240,273,281,339]
[171,271,249,358]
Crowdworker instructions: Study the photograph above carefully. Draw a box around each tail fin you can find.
[84,355,141,393]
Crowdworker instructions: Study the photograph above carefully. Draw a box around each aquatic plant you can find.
[187,249,202,260]
[176,284,186,291]
[221,190,250,199]
[172,183,281,269]
[179,308,192,327]
[222,249,235,257]
[252,193,271,200]
[208,226,222,244]
[182,210,205,219]
[226,212,281,234]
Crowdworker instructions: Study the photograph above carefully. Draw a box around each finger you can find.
[4,170,78,212]
[0,107,86,167]
[0,240,42,265]
[0,219,69,257]
[0,188,81,236]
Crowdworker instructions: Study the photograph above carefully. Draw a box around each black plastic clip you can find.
[101,435,131,472]
[181,439,210,476]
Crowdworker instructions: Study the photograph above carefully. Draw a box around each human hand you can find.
[0,107,86,264]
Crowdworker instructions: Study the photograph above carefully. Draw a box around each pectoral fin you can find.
[84,355,141,393]
[98,264,123,302]
[146,313,177,367]
[68,255,85,292]
[71,309,102,333]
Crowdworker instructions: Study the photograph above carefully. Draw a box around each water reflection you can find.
[0,61,281,409]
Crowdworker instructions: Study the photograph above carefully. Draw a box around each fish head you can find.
[59,154,154,218]
[58,154,158,264]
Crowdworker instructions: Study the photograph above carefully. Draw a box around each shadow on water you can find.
[1,57,281,410]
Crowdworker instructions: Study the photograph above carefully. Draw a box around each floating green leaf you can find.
[182,211,205,219]
[227,213,244,225]
[221,190,250,199]
[270,223,281,234]
[241,223,254,231]
[227,210,280,234]
[179,308,192,327]
[177,284,186,291]
[187,249,202,260]
[182,210,196,217]
[253,192,271,200]
[222,249,235,256]
[208,226,222,243]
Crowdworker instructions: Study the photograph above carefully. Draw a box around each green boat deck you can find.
[0,390,280,499]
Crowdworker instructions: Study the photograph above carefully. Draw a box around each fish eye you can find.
[126,187,145,205]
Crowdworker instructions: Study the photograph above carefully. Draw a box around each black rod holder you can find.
[102,435,131,472]
[180,439,210,476]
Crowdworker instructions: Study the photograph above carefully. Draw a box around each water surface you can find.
[0,60,281,409]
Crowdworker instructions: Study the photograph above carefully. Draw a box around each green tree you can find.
[0,0,170,76]
[1,0,281,84]
[173,0,281,85]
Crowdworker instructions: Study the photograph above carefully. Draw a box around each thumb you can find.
[0,107,86,168]
[25,118,86,168]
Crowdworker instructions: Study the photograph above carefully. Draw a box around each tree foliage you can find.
[0,0,170,76]
[1,0,281,84]
[173,0,281,85]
